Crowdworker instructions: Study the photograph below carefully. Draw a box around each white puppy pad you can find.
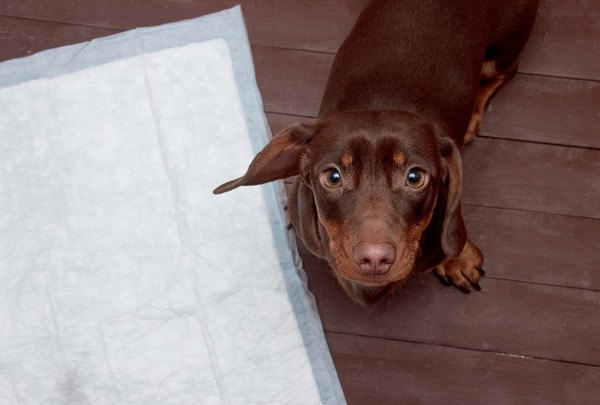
[0,7,344,405]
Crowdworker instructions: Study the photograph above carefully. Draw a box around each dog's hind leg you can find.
[463,59,517,144]
[464,0,537,144]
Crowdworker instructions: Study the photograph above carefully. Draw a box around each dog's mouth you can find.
[346,280,397,305]
[328,248,416,304]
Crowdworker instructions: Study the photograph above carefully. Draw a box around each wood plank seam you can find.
[325,330,600,369]
[472,275,600,293]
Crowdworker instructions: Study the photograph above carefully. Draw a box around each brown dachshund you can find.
[215,0,537,305]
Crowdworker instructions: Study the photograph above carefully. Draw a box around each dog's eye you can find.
[322,168,342,189]
[406,169,426,189]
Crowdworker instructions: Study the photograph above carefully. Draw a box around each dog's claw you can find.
[458,285,471,294]
[436,273,452,287]
[472,281,482,291]
[477,267,486,276]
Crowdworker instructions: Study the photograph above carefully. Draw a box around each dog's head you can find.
[214,110,466,304]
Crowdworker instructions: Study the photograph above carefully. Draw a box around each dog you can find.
[214,0,538,305]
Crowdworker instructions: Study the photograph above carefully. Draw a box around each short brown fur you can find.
[215,0,537,304]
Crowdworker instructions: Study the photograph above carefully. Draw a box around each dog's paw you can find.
[434,239,484,293]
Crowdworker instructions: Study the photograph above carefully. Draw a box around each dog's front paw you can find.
[434,239,484,293]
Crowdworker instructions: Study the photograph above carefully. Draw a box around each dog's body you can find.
[215,0,537,304]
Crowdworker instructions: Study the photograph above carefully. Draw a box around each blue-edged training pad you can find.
[0,7,345,404]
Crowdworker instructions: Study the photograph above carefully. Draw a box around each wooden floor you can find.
[1,1,599,403]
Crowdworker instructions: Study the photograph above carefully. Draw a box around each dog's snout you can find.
[353,242,396,275]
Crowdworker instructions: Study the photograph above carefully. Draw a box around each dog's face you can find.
[215,111,466,304]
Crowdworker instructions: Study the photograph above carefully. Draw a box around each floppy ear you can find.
[213,122,317,194]
[438,139,467,258]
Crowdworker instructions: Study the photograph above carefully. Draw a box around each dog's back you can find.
[319,0,538,144]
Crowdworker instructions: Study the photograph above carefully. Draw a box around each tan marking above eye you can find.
[341,154,353,168]
[393,152,406,167]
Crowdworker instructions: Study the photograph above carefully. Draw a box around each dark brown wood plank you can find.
[1,0,598,81]
[0,16,117,62]
[463,204,600,290]
[483,74,600,149]
[327,332,600,405]
[253,46,331,119]
[266,112,310,134]
[0,0,367,53]
[461,137,600,219]
[1,0,237,29]
[303,254,600,366]
[519,0,600,81]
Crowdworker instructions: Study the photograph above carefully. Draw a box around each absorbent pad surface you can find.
[0,7,344,405]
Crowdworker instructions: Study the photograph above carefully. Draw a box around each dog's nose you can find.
[353,242,396,275]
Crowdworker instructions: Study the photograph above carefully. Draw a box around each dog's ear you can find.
[438,138,467,258]
[213,122,318,194]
